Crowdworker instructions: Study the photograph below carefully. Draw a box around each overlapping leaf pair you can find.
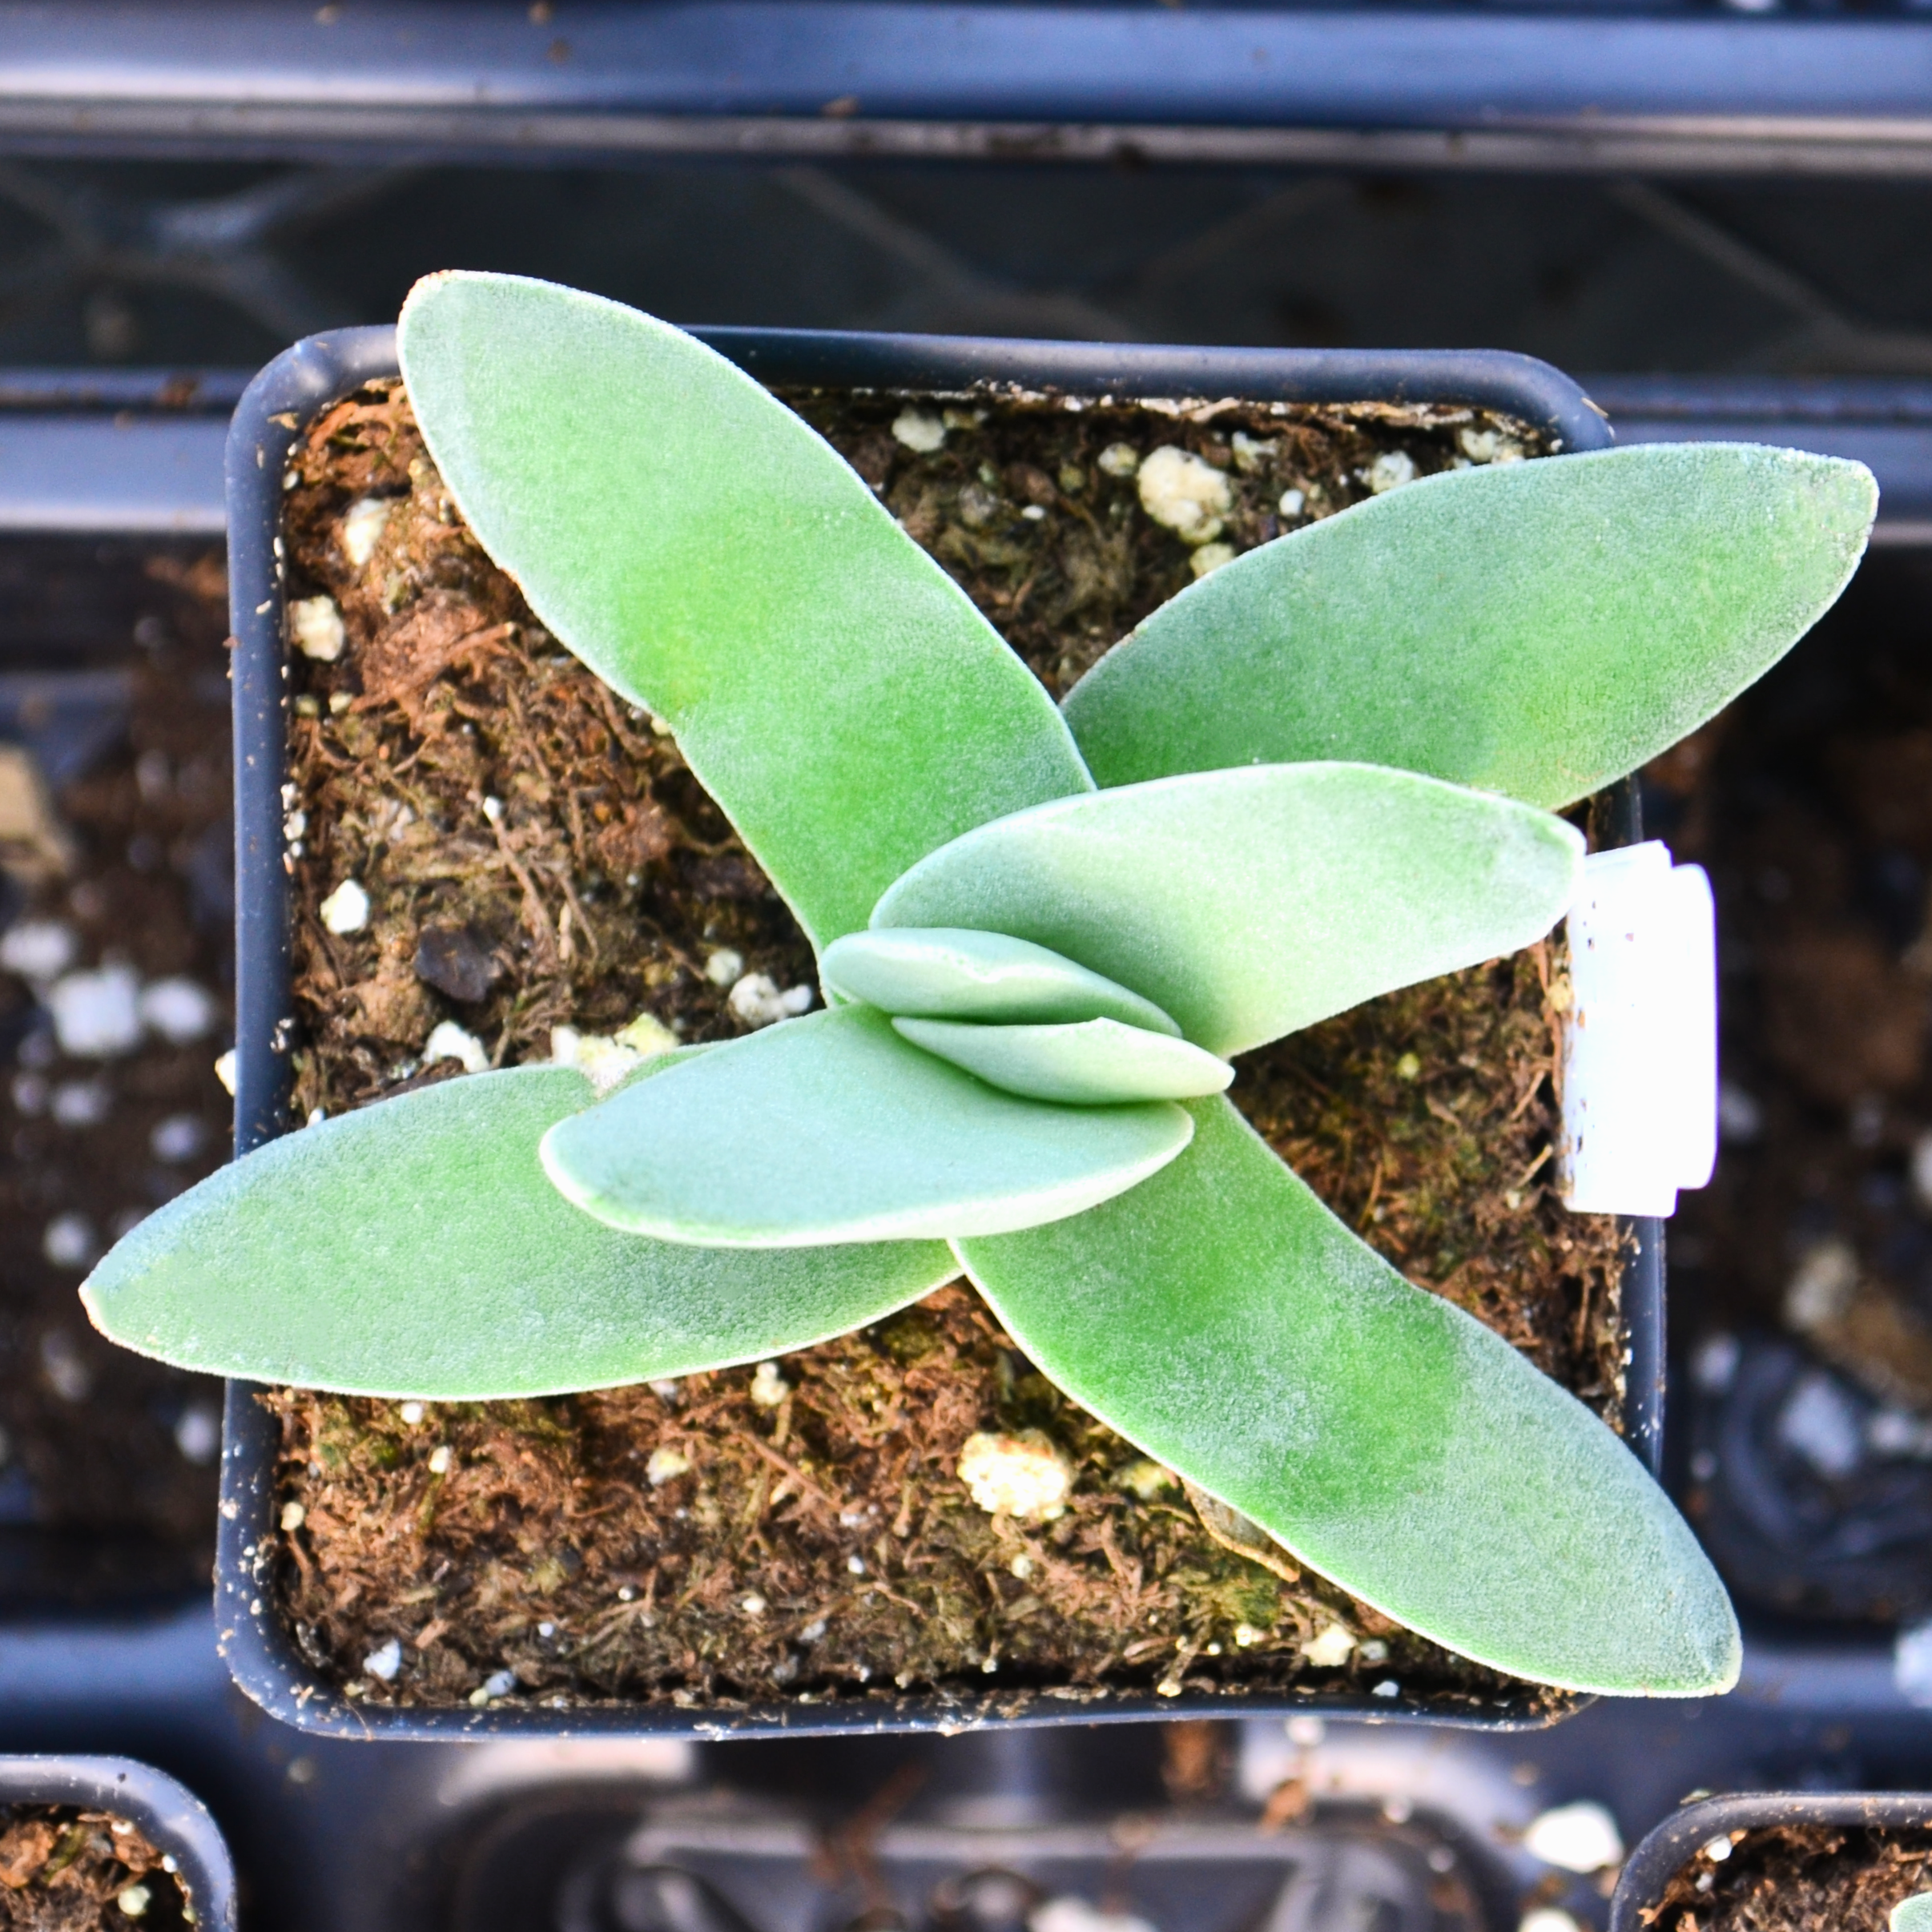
[82,272,1878,1699]
[541,759,1584,1247]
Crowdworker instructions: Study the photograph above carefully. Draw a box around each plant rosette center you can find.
[82,269,1880,1702]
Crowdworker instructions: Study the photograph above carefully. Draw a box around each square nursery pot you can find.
[215,321,1664,1742]
[437,1767,1499,1932]
[0,1753,236,1931]
[0,529,236,1619]
[1612,1790,1932,1932]
[1644,544,1932,1634]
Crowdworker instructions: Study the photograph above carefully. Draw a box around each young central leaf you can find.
[874,762,1584,1059]
[541,1005,1194,1247]
[893,1016,1232,1105]
[822,928,1181,1035]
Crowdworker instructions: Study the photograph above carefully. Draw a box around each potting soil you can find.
[268,380,1628,1715]
[1662,555,1932,1620]
[0,552,230,1596]
[1652,1822,1932,1932]
[0,1807,188,1932]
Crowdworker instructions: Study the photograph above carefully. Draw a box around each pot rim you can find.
[217,318,1659,1741]
[1610,1789,1932,1932]
[0,1753,237,1931]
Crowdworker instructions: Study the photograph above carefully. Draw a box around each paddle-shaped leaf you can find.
[954,1097,1741,1696]
[894,1016,1233,1105]
[1062,444,1875,808]
[541,1005,1193,1246]
[398,272,1093,948]
[822,928,1181,1035]
[79,1066,952,1398]
[873,763,1584,1058]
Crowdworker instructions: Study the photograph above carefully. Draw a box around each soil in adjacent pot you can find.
[0,550,231,1599]
[1656,556,1932,1620]
[1652,1821,1932,1932]
[267,380,1629,1716]
[0,1806,189,1931]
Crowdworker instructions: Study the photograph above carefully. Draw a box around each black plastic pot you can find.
[216,321,1660,1741]
[1611,1789,1932,1932]
[0,1753,237,1931]
[0,501,239,1620]
[1681,1330,1932,1625]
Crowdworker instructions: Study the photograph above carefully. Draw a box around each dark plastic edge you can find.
[0,1755,237,1931]
[1610,1790,1932,1932]
[219,321,1656,1742]
[694,329,1614,458]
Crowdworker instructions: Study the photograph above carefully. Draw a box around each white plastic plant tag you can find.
[1559,840,1717,1218]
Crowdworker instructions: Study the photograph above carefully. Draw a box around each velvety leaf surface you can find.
[873,763,1584,1057]
[397,272,1093,948]
[954,1097,1741,1696]
[894,1016,1232,1105]
[1062,444,1876,808]
[541,1005,1193,1246]
[822,928,1179,1034]
[79,1067,952,1397]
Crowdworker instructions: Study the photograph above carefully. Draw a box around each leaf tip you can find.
[74,1277,105,1333]
[399,265,458,312]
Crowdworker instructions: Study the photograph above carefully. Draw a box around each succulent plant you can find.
[83,272,1879,1697]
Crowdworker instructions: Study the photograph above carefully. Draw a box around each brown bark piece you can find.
[1764,929,1927,1105]
[1831,729,1932,857]
[0,1822,56,1890]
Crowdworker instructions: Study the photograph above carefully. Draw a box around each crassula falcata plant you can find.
[83,272,1878,1700]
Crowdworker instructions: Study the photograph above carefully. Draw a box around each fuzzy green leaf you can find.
[541,1005,1193,1246]
[397,272,1093,948]
[1893,1896,1932,1932]
[79,1066,952,1398]
[821,928,1180,1035]
[894,1016,1232,1105]
[872,763,1584,1058]
[954,1097,1741,1696]
[1062,444,1875,807]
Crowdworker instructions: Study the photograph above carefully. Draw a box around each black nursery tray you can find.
[215,320,1660,1741]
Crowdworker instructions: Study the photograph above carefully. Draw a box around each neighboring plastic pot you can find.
[441,1776,1502,1932]
[0,665,227,1620]
[1681,1330,1932,1624]
[1611,1790,1932,1932]
[0,1754,237,1931]
[215,322,1662,1741]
